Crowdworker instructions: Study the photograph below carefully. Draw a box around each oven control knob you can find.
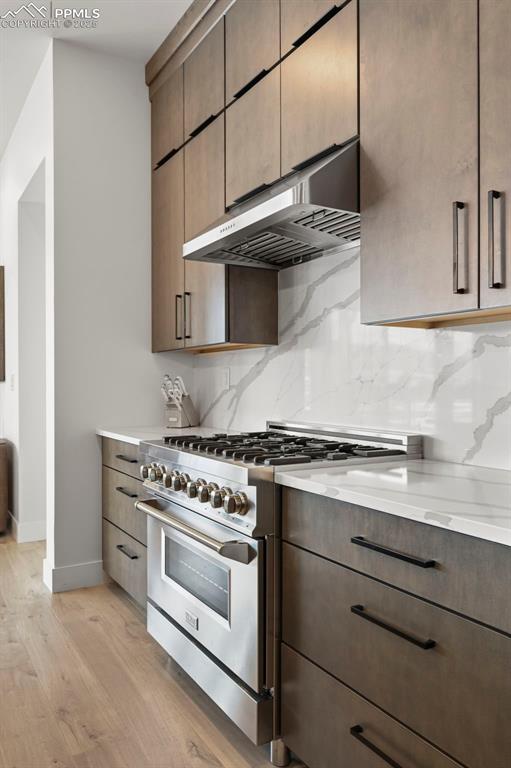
[158,464,167,474]
[179,474,191,492]
[187,477,205,498]
[171,473,184,491]
[162,472,174,488]
[140,464,150,480]
[197,481,218,503]
[223,491,249,516]
[148,466,163,482]
[210,487,228,508]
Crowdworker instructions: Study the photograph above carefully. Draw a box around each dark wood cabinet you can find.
[280,0,338,55]
[225,68,281,207]
[480,0,511,309]
[282,645,463,768]
[360,0,479,324]
[283,542,511,768]
[225,0,280,103]
[184,19,224,138]
[152,151,184,352]
[150,66,183,168]
[281,1,358,175]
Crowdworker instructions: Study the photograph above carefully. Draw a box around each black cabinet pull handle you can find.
[452,201,468,294]
[351,536,436,569]
[175,294,183,340]
[115,486,138,499]
[231,182,271,207]
[291,4,340,48]
[184,291,192,339]
[115,454,138,464]
[232,68,268,100]
[189,113,217,139]
[351,605,436,650]
[350,726,403,768]
[488,190,505,289]
[291,142,342,172]
[116,544,139,560]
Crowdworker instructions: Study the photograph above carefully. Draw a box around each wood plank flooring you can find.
[0,535,296,768]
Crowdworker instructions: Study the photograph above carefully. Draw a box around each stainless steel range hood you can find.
[183,139,359,270]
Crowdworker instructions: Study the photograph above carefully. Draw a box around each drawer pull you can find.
[115,486,138,499]
[291,5,340,48]
[350,726,403,768]
[351,536,436,569]
[115,454,138,465]
[232,68,268,100]
[351,605,436,650]
[116,544,139,560]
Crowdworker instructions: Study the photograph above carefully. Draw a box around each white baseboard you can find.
[43,557,104,592]
[9,512,46,543]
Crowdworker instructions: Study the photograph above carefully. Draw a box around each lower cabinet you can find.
[282,645,462,768]
[102,438,147,607]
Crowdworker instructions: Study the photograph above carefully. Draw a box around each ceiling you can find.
[0,0,194,158]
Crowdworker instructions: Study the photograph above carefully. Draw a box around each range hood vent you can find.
[183,139,359,270]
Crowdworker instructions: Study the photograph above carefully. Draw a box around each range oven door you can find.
[139,496,265,694]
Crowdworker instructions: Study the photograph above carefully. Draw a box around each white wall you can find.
[18,164,47,543]
[0,45,54,543]
[47,41,191,591]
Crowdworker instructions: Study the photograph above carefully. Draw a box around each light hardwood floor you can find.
[0,535,294,768]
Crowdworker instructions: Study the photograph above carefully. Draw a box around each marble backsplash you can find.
[192,247,511,471]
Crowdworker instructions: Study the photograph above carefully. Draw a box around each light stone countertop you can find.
[276,459,511,547]
[96,425,223,446]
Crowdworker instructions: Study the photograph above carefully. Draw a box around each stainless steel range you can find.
[135,421,422,765]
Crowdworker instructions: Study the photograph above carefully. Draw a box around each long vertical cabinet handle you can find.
[488,190,505,288]
[175,294,183,340]
[452,201,468,294]
[184,292,192,339]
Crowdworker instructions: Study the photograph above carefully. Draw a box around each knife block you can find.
[164,396,199,428]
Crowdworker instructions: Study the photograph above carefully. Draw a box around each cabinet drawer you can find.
[282,487,511,633]
[102,520,146,607]
[282,644,462,768]
[102,438,141,480]
[283,543,511,768]
[102,466,146,545]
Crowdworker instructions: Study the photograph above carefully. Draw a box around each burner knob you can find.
[197,481,218,503]
[148,466,163,482]
[171,473,184,491]
[139,464,150,480]
[223,491,249,516]
[210,487,228,508]
[162,472,173,488]
[187,477,205,498]
[158,464,167,474]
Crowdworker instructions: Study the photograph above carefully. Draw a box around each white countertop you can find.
[276,460,511,547]
[96,425,222,445]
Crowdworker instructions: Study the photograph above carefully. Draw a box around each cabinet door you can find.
[281,1,358,175]
[184,19,224,138]
[151,66,183,168]
[360,0,478,324]
[480,0,511,308]
[184,116,226,348]
[225,0,280,103]
[152,152,185,352]
[281,0,338,54]
[226,68,280,207]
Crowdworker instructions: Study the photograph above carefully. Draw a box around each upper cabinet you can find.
[226,68,281,207]
[360,0,479,324]
[479,0,511,310]
[281,1,358,175]
[225,0,280,103]
[184,20,224,138]
[151,66,183,168]
[281,0,338,54]
[184,114,225,241]
[152,151,185,352]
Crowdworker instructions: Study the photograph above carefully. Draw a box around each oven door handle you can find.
[135,500,253,565]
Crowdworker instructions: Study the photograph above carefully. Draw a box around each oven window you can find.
[164,536,230,620]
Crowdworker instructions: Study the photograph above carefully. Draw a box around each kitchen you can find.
[0,1,510,767]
